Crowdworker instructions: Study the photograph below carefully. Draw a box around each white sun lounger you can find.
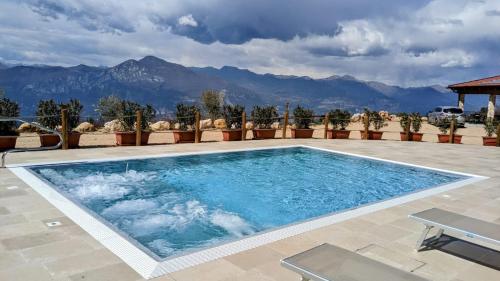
[409,208,500,251]
[281,243,428,281]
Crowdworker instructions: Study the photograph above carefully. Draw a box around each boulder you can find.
[150,121,171,131]
[245,122,254,130]
[351,113,362,122]
[422,117,428,121]
[200,119,213,129]
[74,122,95,133]
[18,122,37,133]
[379,111,390,120]
[173,123,181,130]
[214,119,226,129]
[103,119,124,132]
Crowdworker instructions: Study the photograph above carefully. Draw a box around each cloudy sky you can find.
[0,0,499,86]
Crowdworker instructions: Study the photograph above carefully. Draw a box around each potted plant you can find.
[221,104,244,141]
[173,104,199,143]
[328,109,351,139]
[436,115,462,144]
[36,99,62,147]
[482,118,498,146]
[360,110,387,140]
[0,97,20,151]
[252,105,278,139]
[291,105,314,138]
[115,101,155,146]
[61,99,83,148]
[410,113,424,141]
[399,113,411,141]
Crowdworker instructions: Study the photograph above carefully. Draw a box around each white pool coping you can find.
[7,145,488,279]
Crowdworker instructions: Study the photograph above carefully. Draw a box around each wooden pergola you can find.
[448,75,500,119]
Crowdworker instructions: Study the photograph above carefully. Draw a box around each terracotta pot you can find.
[329,129,350,139]
[291,128,314,138]
[370,131,384,140]
[411,132,423,142]
[68,132,81,148]
[39,133,61,147]
[222,129,242,141]
[115,131,150,146]
[0,136,18,151]
[400,132,410,141]
[437,134,461,144]
[252,129,276,139]
[173,130,201,143]
[482,136,497,146]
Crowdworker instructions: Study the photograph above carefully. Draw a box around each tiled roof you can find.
[448,75,500,88]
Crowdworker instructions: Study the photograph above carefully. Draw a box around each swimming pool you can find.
[10,146,485,278]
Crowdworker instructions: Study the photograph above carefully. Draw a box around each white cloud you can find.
[177,14,198,27]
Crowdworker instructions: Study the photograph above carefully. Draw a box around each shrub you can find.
[0,97,20,136]
[484,117,498,137]
[36,99,61,131]
[117,101,155,132]
[411,113,423,133]
[222,104,245,129]
[176,104,198,131]
[252,105,278,129]
[436,115,458,134]
[367,109,387,131]
[95,95,122,120]
[201,90,224,121]
[329,109,351,130]
[399,113,410,131]
[60,99,83,131]
[293,105,314,129]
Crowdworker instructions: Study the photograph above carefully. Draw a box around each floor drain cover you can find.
[46,221,62,227]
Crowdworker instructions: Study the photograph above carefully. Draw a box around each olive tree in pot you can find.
[399,113,411,141]
[327,109,351,139]
[410,113,424,141]
[252,105,278,139]
[0,97,20,151]
[221,104,245,141]
[291,105,314,138]
[482,118,498,146]
[436,115,461,144]
[360,110,387,140]
[36,99,62,147]
[173,104,199,143]
[115,101,155,146]
[60,99,83,148]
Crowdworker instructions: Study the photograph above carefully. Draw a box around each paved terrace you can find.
[0,139,499,281]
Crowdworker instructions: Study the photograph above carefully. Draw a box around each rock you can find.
[150,121,171,131]
[214,119,226,129]
[379,111,390,120]
[245,122,254,130]
[351,114,362,122]
[173,123,180,130]
[422,117,428,121]
[103,119,124,132]
[74,122,95,133]
[18,122,37,133]
[200,119,213,129]
[271,122,280,129]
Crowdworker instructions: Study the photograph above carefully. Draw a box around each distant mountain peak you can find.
[139,55,167,64]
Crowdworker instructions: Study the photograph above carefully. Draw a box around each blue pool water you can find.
[30,147,467,259]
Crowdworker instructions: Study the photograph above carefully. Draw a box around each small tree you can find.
[329,109,351,130]
[484,117,498,137]
[60,99,83,131]
[36,99,61,131]
[436,115,458,135]
[176,104,198,131]
[293,105,314,129]
[0,97,20,136]
[411,113,423,133]
[222,104,245,129]
[369,110,387,131]
[95,95,122,120]
[201,90,224,122]
[399,113,410,131]
[252,105,278,129]
[116,101,155,132]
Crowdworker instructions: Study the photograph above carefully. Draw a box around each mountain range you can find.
[0,56,482,116]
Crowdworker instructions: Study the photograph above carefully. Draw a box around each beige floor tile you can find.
[225,246,283,271]
[21,239,95,263]
[44,249,122,277]
[69,263,141,281]
[169,259,245,281]
[0,230,66,250]
[0,264,53,281]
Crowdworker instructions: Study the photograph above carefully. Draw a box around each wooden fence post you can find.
[282,103,289,139]
[195,111,201,143]
[496,124,500,147]
[241,111,247,141]
[61,109,69,150]
[323,113,329,139]
[363,114,370,140]
[449,118,455,144]
[405,118,411,141]
[135,110,142,146]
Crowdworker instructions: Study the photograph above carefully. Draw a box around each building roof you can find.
[448,75,500,94]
